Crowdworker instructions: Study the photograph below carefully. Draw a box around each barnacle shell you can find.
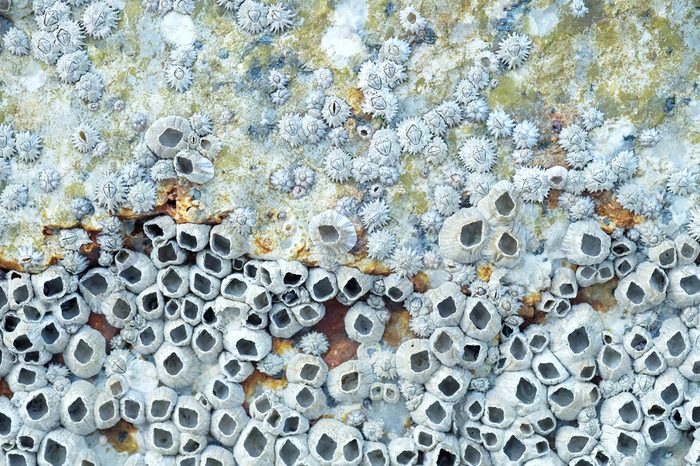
[438,208,488,263]
[145,116,192,159]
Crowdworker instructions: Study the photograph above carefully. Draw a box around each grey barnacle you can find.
[469,378,490,392]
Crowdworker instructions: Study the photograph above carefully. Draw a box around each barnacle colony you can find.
[0,0,699,464]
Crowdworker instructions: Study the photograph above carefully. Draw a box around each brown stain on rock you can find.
[477,265,493,282]
[572,277,619,313]
[593,192,644,231]
[383,309,410,348]
[347,87,365,115]
[312,299,358,369]
[0,379,13,399]
[253,235,274,255]
[242,370,288,405]
[410,272,430,293]
[101,420,139,454]
[88,313,120,350]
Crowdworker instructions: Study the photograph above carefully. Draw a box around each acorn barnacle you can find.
[615,182,647,215]
[465,64,490,90]
[361,90,398,122]
[267,69,289,90]
[667,169,698,196]
[388,246,423,278]
[434,100,463,128]
[512,119,539,149]
[368,128,401,164]
[32,30,61,64]
[53,19,84,55]
[0,159,9,183]
[3,27,30,56]
[570,0,589,17]
[82,2,118,39]
[579,105,604,130]
[458,136,496,173]
[358,61,385,95]
[565,149,593,170]
[453,78,479,105]
[173,0,195,14]
[423,136,448,165]
[486,106,515,139]
[76,72,104,103]
[379,37,410,64]
[60,251,89,275]
[266,3,295,34]
[315,67,334,88]
[324,147,353,183]
[236,0,268,34]
[270,88,291,105]
[322,96,351,128]
[37,167,62,192]
[300,114,326,144]
[269,167,294,192]
[17,245,44,269]
[463,97,489,122]
[397,116,429,154]
[299,331,329,356]
[433,185,461,216]
[1,183,29,210]
[127,180,157,214]
[687,208,700,241]
[558,123,589,152]
[169,45,198,67]
[399,6,426,34]
[377,60,406,89]
[165,64,193,93]
[0,124,16,159]
[71,123,101,153]
[496,32,532,69]
[513,166,549,202]
[39,2,70,32]
[610,150,639,183]
[15,131,43,163]
[56,50,91,83]
[366,229,396,260]
[360,198,391,232]
[229,206,256,235]
[420,209,444,237]
[352,156,380,184]
[215,0,243,11]
[639,128,661,147]
[189,112,213,136]
[91,172,128,213]
[584,158,618,192]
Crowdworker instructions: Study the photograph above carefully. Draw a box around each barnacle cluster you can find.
[0,0,700,464]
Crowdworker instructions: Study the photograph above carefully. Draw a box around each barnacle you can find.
[579,105,604,130]
[616,182,647,215]
[377,60,406,89]
[420,209,444,237]
[3,27,30,56]
[237,0,268,34]
[270,88,291,105]
[358,61,385,95]
[399,6,426,34]
[150,159,177,181]
[82,2,118,39]
[667,169,698,196]
[270,167,294,192]
[565,149,593,169]
[361,90,398,122]
[166,65,193,93]
[71,123,100,153]
[584,158,618,192]
[559,123,589,152]
[299,331,329,355]
[60,251,89,275]
[379,37,410,63]
[17,246,43,269]
[76,72,104,103]
[463,97,489,122]
[268,70,289,90]
[91,172,128,213]
[0,124,16,159]
[396,117,429,154]
[292,165,315,190]
[458,136,496,173]
[486,106,515,139]
[423,136,448,165]
[14,131,42,163]
[322,96,351,127]
[324,147,353,182]
[686,207,700,241]
[496,32,532,69]
[366,229,396,260]
[56,50,91,83]
[266,3,295,34]
[173,0,195,14]
[189,112,213,136]
[71,197,94,220]
[127,180,157,214]
[388,246,423,278]
[360,198,391,232]
[433,185,461,216]
[512,120,539,149]
[37,167,62,192]
[352,156,380,184]
[229,206,256,235]
[513,166,549,202]
[215,0,242,11]
[169,45,198,67]
[569,0,589,17]
[314,67,333,88]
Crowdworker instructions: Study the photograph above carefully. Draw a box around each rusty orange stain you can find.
[548,190,561,210]
[477,265,493,282]
[242,370,288,401]
[101,420,139,454]
[593,192,644,231]
[410,272,430,293]
[523,292,542,306]
[0,379,13,399]
[313,299,358,369]
[347,87,365,115]
[572,278,619,313]
[383,310,410,348]
[253,235,274,255]
[272,337,294,355]
[88,313,120,350]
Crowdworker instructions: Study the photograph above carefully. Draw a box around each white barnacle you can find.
[15,131,42,163]
[360,198,391,232]
[91,172,128,213]
[308,209,357,254]
[292,165,315,189]
[565,149,593,170]
[71,123,100,153]
[466,65,490,90]
[435,100,463,128]
[0,124,15,159]
[37,167,62,193]
[322,95,351,127]
[569,0,588,17]
[266,3,295,34]
[362,90,398,122]
[666,169,698,196]
[173,0,195,14]
[420,209,444,237]
[559,124,588,152]
[82,1,118,39]
[300,114,326,143]
[377,60,406,89]
[32,30,61,64]
[380,37,410,63]
[57,50,91,83]
[584,158,618,192]
[610,150,639,183]
[39,1,70,31]
[165,64,193,93]
[1,183,28,210]
[458,136,496,173]
[579,105,604,130]
[76,72,104,103]
[512,120,539,149]
[189,111,213,137]
[53,19,84,55]
[366,229,396,260]
[277,113,304,147]
[497,32,532,69]
[397,116,429,154]
[237,0,268,34]
[615,183,647,215]
[423,136,448,165]
[215,0,243,11]
[127,180,157,214]
[513,166,549,202]
[358,60,385,94]
[433,184,461,216]
[267,69,289,90]
[563,195,595,221]
[270,88,291,105]
[269,167,294,192]
[399,6,426,34]
[463,97,489,122]
[3,27,30,56]
[169,45,197,67]
[150,159,177,181]
[324,147,353,183]
[453,78,480,105]
[486,107,515,139]
[686,207,700,241]
[351,156,380,184]
[299,331,329,356]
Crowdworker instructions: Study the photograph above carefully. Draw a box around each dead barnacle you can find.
[17,245,44,269]
[399,6,426,34]
[37,167,62,192]
[1,183,29,210]
[14,131,42,163]
[497,32,532,69]
[3,27,30,56]
[299,331,329,355]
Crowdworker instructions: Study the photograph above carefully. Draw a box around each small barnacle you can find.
[408,313,435,337]
[370,350,397,379]
[368,128,401,164]
[76,71,104,103]
[270,88,291,105]
[82,2,118,39]
[422,249,443,270]
[3,27,30,56]
[32,30,61,64]
[378,165,400,186]
[215,0,243,11]
[496,32,532,69]
[609,150,639,184]
[584,158,618,192]
[324,147,353,183]
[257,353,284,375]
[377,60,406,89]
[40,1,70,31]
[0,124,16,159]
[358,61,385,94]
[71,123,100,153]
[569,0,588,17]
[345,409,366,427]
[33,0,56,15]
[173,0,195,14]
[169,45,198,67]
[0,183,29,210]
[189,112,213,136]
[360,198,391,232]
[579,105,604,130]
[616,183,647,215]
[229,206,256,235]
[565,149,593,169]
[37,167,62,192]
[165,64,193,93]
[0,159,9,183]
[362,419,385,441]
[293,165,315,190]
[313,68,334,89]
[98,250,114,266]
[322,95,351,127]
[511,148,533,166]
[423,136,448,165]
[71,197,94,220]
[458,136,496,173]
[266,3,295,34]
[92,172,128,213]
[558,123,589,152]
[435,100,463,128]
[563,169,586,195]
[433,185,461,216]
[366,229,396,260]
[667,169,698,196]
[686,207,700,241]
[512,120,539,149]
[465,171,497,203]
[299,331,329,355]
[15,131,42,163]
[453,78,479,105]
[127,180,157,214]
[352,156,380,184]
[465,65,490,90]
[513,166,549,202]
[379,37,410,64]
[150,159,177,181]
[132,143,157,168]
[60,250,89,274]
[388,246,423,278]
[277,114,304,147]
[237,0,268,34]
[301,114,327,143]
[463,97,489,122]
[362,90,398,122]
[564,195,595,221]
[17,245,43,269]
[101,216,122,236]
[269,167,294,192]
[56,50,91,83]
[423,108,448,137]
[486,106,515,139]
[336,195,360,217]
[420,209,444,237]
[267,69,289,90]
[119,161,146,186]
[98,231,123,252]
[397,116,429,154]
[399,6,426,34]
